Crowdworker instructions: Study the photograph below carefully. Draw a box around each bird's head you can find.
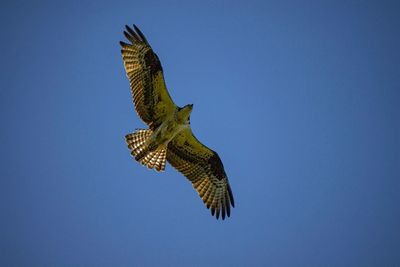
[177,104,193,124]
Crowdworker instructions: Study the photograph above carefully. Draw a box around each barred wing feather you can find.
[120,25,176,129]
[167,128,235,220]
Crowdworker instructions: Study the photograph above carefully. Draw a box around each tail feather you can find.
[140,148,167,171]
[125,129,167,172]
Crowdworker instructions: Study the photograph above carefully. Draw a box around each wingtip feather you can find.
[225,191,231,217]
[133,24,149,44]
[125,24,133,33]
[228,184,235,207]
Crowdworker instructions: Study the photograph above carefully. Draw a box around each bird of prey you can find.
[120,25,234,220]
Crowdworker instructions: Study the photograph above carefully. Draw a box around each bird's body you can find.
[150,105,192,148]
[120,25,234,219]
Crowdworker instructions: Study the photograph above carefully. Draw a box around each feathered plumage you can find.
[120,25,234,220]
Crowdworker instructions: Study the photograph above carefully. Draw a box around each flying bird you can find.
[120,25,234,220]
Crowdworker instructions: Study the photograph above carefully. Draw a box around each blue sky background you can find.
[1,1,399,266]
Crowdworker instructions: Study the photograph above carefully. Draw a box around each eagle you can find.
[120,25,235,220]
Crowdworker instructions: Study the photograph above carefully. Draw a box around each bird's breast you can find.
[153,118,187,145]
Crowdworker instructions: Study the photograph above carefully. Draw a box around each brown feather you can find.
[166,128,234,219]
[120,25,176,130]
[121,25,234,220]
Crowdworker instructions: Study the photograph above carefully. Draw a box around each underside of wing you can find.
[120,25,176,129]
[166,128,235,220]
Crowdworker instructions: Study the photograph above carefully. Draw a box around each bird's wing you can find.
[167,128,235,220]
[120,25,176,129]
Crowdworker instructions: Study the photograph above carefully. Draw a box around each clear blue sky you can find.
[1,1,399,266]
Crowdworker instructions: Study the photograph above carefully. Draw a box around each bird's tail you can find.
[125,129,167,172]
